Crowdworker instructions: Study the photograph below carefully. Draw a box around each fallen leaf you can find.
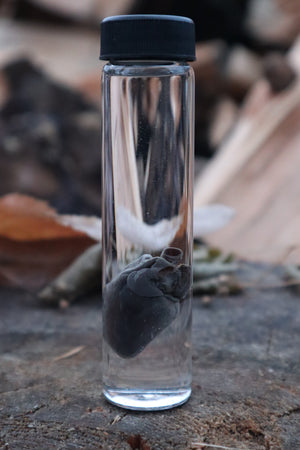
[58,215,101,242]
[0,193,98,289]
[116,204,234,251]
[194,205,235,238]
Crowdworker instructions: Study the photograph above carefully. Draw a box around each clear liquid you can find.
[101,62,194,410]
[103,296,192,410]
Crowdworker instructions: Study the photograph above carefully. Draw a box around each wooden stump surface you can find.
[1,266,300,449]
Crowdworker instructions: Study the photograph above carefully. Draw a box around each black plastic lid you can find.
[100,15,195,61]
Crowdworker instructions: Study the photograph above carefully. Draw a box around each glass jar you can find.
[100,14,195,410]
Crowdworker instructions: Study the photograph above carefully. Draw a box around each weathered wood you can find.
[194,38,300,264]
[246,0,300,46]
[16,0,134,23]
[1,265,300,449]
[209,98,238,148]
[0,20,100,85]
[263,52,296,93]
[223,46,262,100]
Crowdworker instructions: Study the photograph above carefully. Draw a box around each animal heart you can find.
[103,247,191,358]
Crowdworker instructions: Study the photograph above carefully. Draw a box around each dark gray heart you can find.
[103,251,191,358]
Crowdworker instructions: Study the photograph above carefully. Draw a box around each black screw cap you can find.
[100,14,196,61]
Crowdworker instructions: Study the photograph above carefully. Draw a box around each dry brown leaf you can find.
[0,193,98,289]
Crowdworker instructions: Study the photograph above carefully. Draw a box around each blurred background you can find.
[1,4,300,446]
[0,0,300,262]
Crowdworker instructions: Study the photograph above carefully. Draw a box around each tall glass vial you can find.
[100,15,195,410]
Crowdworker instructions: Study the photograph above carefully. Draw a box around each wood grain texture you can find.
[1,271,299,449]
[194,38,300,263]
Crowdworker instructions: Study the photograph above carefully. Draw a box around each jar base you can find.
[103,387,191,411]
